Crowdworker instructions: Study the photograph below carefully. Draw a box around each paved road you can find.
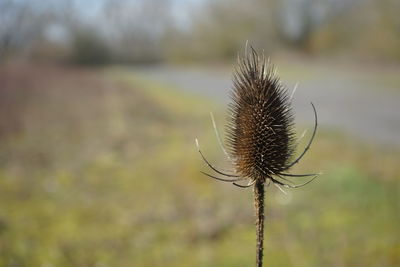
[132,64,400,147]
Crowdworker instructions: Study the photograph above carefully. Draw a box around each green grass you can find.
[0,64,399,266]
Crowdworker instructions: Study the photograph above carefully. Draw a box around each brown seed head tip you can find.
[226,47,296,181]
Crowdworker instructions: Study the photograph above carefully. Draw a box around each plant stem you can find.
[254,179,265,267]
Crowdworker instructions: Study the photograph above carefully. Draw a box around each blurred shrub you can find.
[70,28,112,65]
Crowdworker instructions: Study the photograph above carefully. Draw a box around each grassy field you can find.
[0,63,399,266]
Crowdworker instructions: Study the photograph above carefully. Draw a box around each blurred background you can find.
[0,0,399,266]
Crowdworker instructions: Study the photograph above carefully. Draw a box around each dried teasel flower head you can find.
[196,45,318,189]
[196,45,319,267]
[226,48,296,181]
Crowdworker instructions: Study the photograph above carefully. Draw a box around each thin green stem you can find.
[254,179,265,267]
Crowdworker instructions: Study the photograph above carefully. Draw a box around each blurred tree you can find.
[2,0,399,63]
[0,0,72,63]
[102,0,172,63]
[69,26,111,65]
[0,0,37,61]
[165,0,280,62]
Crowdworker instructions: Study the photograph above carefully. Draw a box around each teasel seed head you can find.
[226,48,296,182]
[196,45,319,267]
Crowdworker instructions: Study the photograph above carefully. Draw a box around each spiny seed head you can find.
[226,48,296,181]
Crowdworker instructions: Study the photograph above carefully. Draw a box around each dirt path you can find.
[132,64,400,147]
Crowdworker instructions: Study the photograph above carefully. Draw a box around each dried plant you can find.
[196,46,319,267]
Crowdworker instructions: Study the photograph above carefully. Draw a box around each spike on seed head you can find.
[226,47,296,181]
